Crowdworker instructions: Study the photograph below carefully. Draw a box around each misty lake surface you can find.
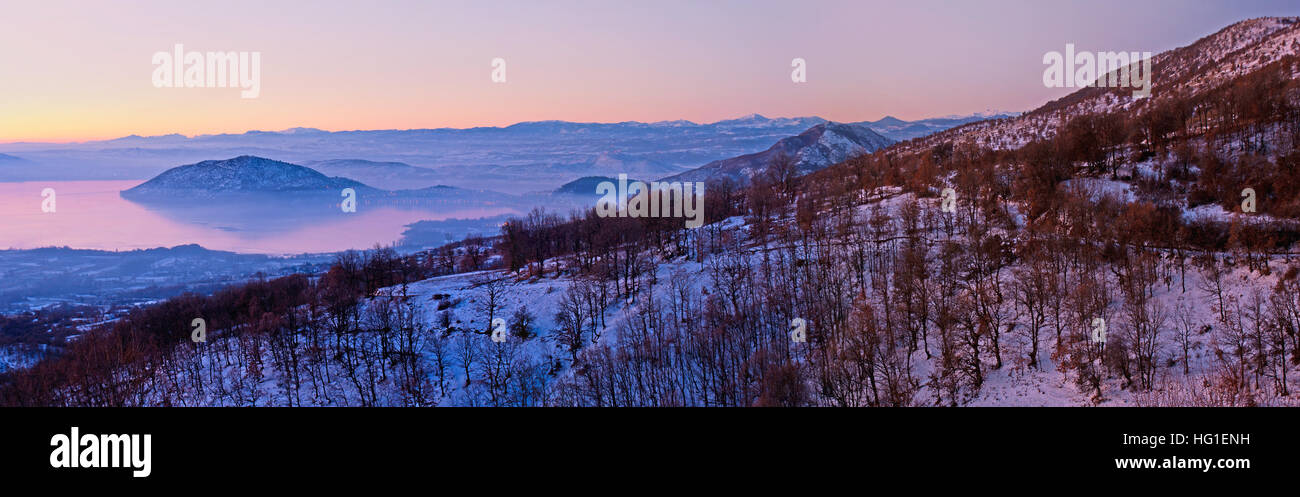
[0,181,516,254]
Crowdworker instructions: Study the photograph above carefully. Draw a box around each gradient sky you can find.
[2,0,1298,142]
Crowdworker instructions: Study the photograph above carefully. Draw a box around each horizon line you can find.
[0,110,1022,146]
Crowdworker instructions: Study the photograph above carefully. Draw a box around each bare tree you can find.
[473,275,514,334]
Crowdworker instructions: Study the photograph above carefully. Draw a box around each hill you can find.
[662,122,894,184]
[121,155,370,200]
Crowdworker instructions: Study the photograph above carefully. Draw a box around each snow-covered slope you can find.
[663,122,894,184]
[900,17,1300,151]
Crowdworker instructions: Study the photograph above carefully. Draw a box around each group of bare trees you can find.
[533,75,1300,405]
[2,246,470,406]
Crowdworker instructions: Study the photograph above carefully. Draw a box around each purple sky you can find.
[2,0,1297,141]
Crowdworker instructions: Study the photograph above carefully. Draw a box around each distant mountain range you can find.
[300,159,448,190]
[663,122,894,184]
[0,113,1012,191]
[119,119,918,204]
[852,112,1016,141]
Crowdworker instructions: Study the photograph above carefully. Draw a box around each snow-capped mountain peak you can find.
[661,121,894,184]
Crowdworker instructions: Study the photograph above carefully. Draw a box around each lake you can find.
[0,181,517,254]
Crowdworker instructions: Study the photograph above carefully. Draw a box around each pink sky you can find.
[1,0,1296,142]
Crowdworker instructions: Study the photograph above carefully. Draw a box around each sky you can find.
[2,0,1298,142]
